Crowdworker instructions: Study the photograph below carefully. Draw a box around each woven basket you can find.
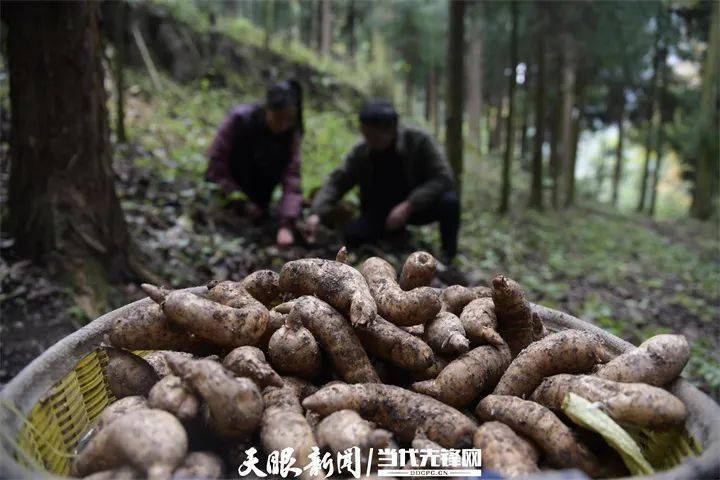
[1,290,718,479]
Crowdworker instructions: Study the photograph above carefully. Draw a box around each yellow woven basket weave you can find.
[13,349,114,476]
[1,296,718,480]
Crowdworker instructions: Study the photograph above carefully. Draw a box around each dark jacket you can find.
[311,125,455,218]
[206,103,302,224]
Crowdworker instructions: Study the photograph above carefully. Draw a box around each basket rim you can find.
[1,290,718,480]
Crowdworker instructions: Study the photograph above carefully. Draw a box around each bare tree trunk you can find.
[310,0,320,51]
[320,0,332,58]
[446,0,466,191]
[566,91,583,207]
[519,79,530,161]
[637,22,661,213]
[346,0,357,66]
[490,100,503,152]
[434,69,441,138]
[611,92,626,207]
[467,5,484,149]
[113,1,127,144]
[426,64,436,123]
[486,103,493,153]
[559,40,576,208]
[649,124,665,217]
[650,47,670,217]
[264,0,275,50]
[499,1,518,214]
[690,0,719,220]
[529,16,546,210]
[405,72,414,117]
[6,1,132,315]
[549,111,561,208]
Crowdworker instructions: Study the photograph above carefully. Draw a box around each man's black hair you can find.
[266,79,304,134]
[359,99,398,128]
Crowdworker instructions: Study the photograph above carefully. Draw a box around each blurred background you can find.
[0,0,718,398]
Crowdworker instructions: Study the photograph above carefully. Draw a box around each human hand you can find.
[385,201,412,231]
[245,201,264,219]
[276,226,295,247]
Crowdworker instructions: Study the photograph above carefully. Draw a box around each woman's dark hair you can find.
[266,79,304,135]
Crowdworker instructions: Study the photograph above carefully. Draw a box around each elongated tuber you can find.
[361,257,441,326]
[595,334,690,387]
[303,383,477,447]
[240,270,281,306]
[261,382,324,480]
[105,347,159,399]
[355,315,435,372]
[440,285,490,315]
[476,395,605,476]
[411,343,511,407]
[223,346,283,388]
[107,302,206,352]
[399,251,437,291]
[147,375,199,423]
[288,296,380,383]
[73,409,188,480]
[268,313,322,380]
[423,311,469,355]
[491,275,545,355]
[279,258,376,326]
[472,422,540,477]
[94,396,148,433]
[81,466,140,480]
[166,355,263,440]
[493,329,612,397]
[143,285,267,348]
[531,374,687,430]
[316,409,393,461]
[173,452,224,479]
[459,297,504,346]
[143,350,194,378]
[411,431,442,451]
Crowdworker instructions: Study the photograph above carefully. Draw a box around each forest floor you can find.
[1,68,718,399]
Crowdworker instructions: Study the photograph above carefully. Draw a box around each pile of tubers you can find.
[76,249,693,479]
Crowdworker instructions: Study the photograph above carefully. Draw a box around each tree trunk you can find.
[499,1,518,214]
[519,79,530,161]
[320,0,332,58]
[425,64,436,124]
[433,69,441,138]
[611,92,626,207]
[559,40,576,209]
[5,1,131,315]
[467,5,484,149]
[549,104,561,207]
[529,17,546,210]
[309,0,320,51]
[113,1,127,144]
[445,0,466,191]
[649,48,670,217]
[485,99,495,153]
[649,123,665,217]
[405,72,414,117]
[637,22,661,213]
[490,100,503,152]
[690,0,719,220]
[566,91,583,208]
[346,0,356,66]
[264,0,275,50]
